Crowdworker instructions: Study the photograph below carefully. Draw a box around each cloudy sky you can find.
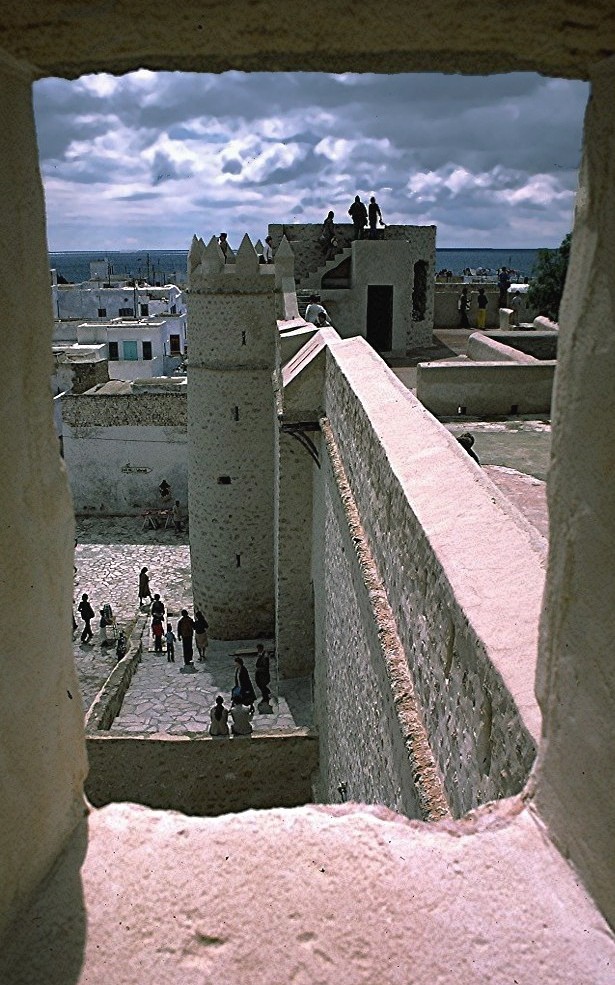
[33,71,589,252]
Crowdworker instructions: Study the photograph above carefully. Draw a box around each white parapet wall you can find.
[416,359,556,416]
[312,336,545,817]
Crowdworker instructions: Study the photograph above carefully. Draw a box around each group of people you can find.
[457,286,523,329]
[319,194,385,261]
[139,566,209,665]
[209,648,272,737]
[217,233,274,265]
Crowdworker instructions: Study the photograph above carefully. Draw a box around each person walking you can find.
[177,609,195,666]
[458,287,471,329]
[368,196,383,239]
[151,615,164,653]
[209,695,230,737]
[476,287,488,329]
[173,500,183,535]
[165,622,176,663]
[138,567,152,607]
[348,195,368,240]
[255,644,271,703]
[77,593,95,643]
[194,609,209,661]
[233,656,256,712]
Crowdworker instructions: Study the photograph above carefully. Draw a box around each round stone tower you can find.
[187,233,279,639]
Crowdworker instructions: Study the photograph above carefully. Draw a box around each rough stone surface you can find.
[416,359,556,416]
[86,732,318,815]
[187,260,278,638]
[320,339,544,815]
[0,56,86,940]
[534,57,615,928]
[3,800,615,985]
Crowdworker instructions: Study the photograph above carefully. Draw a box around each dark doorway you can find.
[366,285,393,352]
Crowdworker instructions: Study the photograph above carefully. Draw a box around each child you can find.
[152,615,164,652]
[165,622,176,663]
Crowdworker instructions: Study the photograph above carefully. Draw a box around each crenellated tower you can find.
[186,233,280,639]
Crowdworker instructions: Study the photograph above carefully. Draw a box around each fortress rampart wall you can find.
[312,337,544,815]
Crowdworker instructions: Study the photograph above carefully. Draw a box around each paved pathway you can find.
[72,518,312,732]
[111,635,312,735]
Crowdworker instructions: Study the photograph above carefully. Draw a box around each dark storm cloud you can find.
[33,70,589,250]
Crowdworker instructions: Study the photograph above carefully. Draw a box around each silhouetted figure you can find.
[177,609,195,666]
[255,644,271,703]
[78,593,94,643]
[498,267,511,307]
[233,656,256,712]
[218,232,229,262]
[139,567,152,606]
[209,695,230,737]
[368,196,383,239]
[476,287,488,329]
[320,211,338,260]
[348,195,368,240]
[194,609,209,661]
[458,287,471,328]
[151,593,165,620]
[457,432,480,464]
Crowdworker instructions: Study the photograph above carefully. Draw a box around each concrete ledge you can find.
[484,330,558,360]
[3,800,614,985]
[84,615,147,732]
[467,331,538,363]
[85,731,319,815]
[416,359,556,416]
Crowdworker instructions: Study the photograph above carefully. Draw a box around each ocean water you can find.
[49,246,542,285]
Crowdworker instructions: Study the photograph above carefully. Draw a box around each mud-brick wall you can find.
[317,339,544,817]
[86,732,318,815]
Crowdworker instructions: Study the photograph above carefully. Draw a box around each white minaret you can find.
[187,233,279,639]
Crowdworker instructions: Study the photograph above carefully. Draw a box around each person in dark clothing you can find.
[138,567,152,607]
[194,609,209,661]
[498,267,511,307]
[254,644,271,703]
[476,287,489,329]
[320,211,338,261]
[151,593,165,620]
[177,609,195,666]
[458,287,471,328]
[151,615,164,652]
[234,657,256,712]
[368,196,383,239]
[78,593,95,643]
[457,432,480,464]
[348,195,368,240]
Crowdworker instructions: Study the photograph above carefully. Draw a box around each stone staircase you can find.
[297,246,353,292]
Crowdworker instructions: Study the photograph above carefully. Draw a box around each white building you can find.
[75,314,186,380]
[52,278,185,325]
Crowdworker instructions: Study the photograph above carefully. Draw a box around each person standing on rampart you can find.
[320,211,338,261]
[218,232,229,262]
[348,195,368,240]
[498,267,511,307]
[177,609,195,666]
[476,287,488,329]
[458,287,471,328]
[368,196,383,239]
[264,236,274,263]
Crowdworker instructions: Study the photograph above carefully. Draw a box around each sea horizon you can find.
[49,246,546,284]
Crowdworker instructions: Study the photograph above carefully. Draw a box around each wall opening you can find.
[366,285,393,352]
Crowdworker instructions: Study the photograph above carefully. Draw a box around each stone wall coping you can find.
[326,337,545,742]
[84,614,148,733]
[3,800,613,984]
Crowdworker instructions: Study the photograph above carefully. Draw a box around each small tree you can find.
[527,233,571,322]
